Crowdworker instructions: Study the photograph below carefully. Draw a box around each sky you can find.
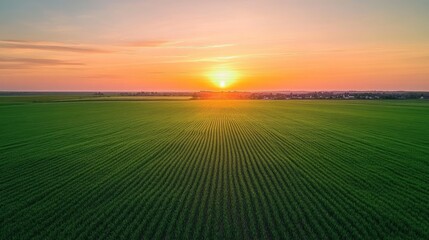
[1,0,429,91]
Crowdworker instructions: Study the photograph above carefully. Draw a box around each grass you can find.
[0,95,191,104]
[1,99,428,239]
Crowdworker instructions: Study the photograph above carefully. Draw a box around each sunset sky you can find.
[1,0,429,91]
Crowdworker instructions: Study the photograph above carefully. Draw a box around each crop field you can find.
[1,99,428,239]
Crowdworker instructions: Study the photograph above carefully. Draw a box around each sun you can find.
[208,69,239,89]
[219,80,226,88]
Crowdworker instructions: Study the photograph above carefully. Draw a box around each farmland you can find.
[1,99,428,239]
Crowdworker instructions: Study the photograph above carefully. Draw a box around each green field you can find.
[1,99,428,239]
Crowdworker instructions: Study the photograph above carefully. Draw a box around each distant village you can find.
[116,91,428,100]
[246,91,428,100]
[1,91,427,100]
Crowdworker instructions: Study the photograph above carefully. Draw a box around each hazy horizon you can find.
[1,89,429,93]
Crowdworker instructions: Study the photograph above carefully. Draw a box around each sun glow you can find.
[219,81,226,88]
[208,69,239,89]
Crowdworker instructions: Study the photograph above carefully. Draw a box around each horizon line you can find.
[1,90,429,93]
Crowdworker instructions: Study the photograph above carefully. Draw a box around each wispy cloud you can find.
[183,56,241,63]
[81,74,120,79]
[126,40,174,47]
[126,39,235,49]
[159,53,288,64]
[0,57,84,69]
[0,40,110,53]
[0,64,31,70]
[174,44,235,49]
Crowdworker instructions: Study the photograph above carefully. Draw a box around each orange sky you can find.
[1,0,429,91]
